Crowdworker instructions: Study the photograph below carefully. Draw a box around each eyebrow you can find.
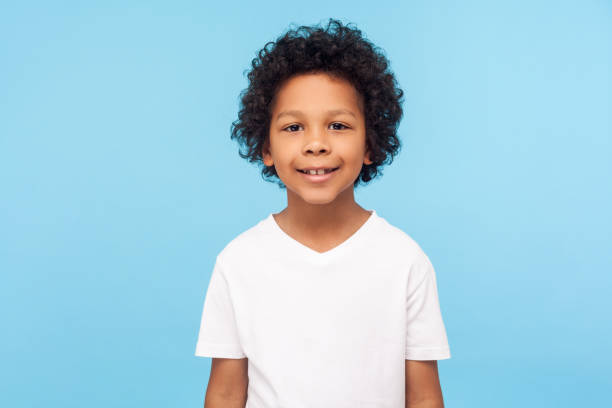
[275,109,357,121]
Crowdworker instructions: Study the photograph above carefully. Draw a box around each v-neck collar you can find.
[266,209,378,262]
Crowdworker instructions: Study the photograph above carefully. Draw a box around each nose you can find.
[302,127,330,155]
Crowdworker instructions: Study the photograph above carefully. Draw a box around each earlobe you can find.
[364,151,373,165]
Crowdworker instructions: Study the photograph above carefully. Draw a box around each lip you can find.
[296,167,340,183]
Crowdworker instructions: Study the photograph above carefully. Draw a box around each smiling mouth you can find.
[297,167,340,175]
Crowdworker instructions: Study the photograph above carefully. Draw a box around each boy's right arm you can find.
[204,357,249,408]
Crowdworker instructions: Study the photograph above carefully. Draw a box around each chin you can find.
[303,196,338,205]
[289,187,339,205]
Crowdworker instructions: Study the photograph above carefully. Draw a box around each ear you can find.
[262,142,274,167]
[363,150,373,165]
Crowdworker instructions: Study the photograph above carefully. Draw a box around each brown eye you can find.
[284,124,302,132]
[330,123,349,130]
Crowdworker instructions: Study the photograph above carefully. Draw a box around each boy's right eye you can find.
[283,124,302,132]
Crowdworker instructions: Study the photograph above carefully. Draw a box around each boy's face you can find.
[263,72,372,206]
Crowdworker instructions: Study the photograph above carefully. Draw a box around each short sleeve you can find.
[194,256,246,359]
[405,253,451,360]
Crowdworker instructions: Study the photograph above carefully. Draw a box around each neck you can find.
[280,186,368,231]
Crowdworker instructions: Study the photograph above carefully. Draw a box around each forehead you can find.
[270,73,364,116]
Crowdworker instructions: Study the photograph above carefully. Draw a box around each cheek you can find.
[337,142,367,163]
[273,157,296,176]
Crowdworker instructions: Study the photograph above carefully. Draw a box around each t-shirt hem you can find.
[405,346,451,361]
[195,341,246,359]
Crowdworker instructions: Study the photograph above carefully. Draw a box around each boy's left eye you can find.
[330,123,349,130]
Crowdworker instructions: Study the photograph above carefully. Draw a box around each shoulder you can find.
[215,215,272,268]
[374,215,438,291]
[374,214,431,264]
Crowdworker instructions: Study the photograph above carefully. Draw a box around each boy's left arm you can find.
[405,360,445,408]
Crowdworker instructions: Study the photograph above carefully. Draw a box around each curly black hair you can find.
[230,18,404,189]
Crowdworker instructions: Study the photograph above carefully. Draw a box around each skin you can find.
[204,72,445,407]
[204,358,248,408]
[405,360,445,408]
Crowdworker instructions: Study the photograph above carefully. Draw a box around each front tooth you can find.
[316,169,325,175]
[308,170,317,175]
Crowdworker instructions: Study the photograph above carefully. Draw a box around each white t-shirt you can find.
[195,209,451,407]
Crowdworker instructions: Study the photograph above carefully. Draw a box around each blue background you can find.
[1,1,610,406]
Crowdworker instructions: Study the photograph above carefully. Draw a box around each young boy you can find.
[195,19,451,408]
